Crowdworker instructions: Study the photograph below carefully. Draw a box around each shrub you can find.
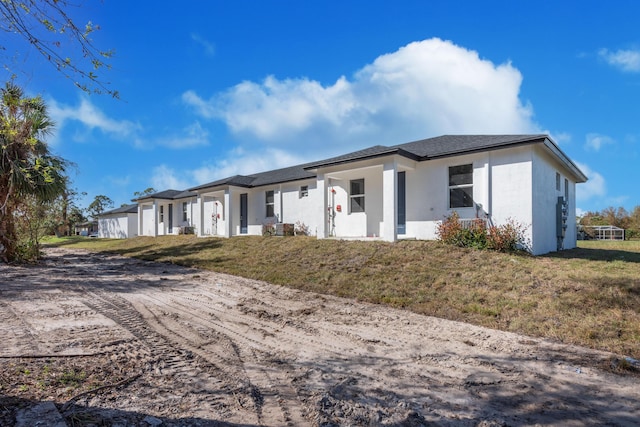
[294,221,311,236]
[262,220,276,236]
[436,211,464,246]
[437,212,529,253]
[487,218,529,252]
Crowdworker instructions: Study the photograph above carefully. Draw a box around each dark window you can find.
[159,205,164,222]
[556,172,561,191]
[300,185,308,198]
[182,202,188,222]
[564,178,569,200]
[449,164,473,208]
[350,179,365,213]
[266,190,275,217]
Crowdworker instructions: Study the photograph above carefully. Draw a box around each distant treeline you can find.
[579,206,640,240]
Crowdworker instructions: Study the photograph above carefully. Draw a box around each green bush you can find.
[436,212,528,253]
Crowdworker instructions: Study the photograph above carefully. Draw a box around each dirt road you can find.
[1,248,639,426]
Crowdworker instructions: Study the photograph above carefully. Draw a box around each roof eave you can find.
[541,137,588,183]
[304,149,420,171]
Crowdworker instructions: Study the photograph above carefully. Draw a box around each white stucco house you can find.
[133,135,587,255]
[134,190,198,237]
[98,204,138,238]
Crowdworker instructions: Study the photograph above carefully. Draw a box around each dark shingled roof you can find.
[188,134,585,192]
[133,189,197,202]
[302,145,406,170]
[100,203,138,216]
[189,165,316,191]
[393,134,548,158]
[304,135,549,169]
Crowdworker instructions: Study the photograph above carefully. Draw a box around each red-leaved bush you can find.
[436,212,529,253]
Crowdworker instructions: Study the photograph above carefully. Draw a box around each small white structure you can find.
[98,204,138,238]
[134,135,587,255]
[584,225,625,240]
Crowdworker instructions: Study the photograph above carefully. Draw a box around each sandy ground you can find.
[0,248,639,426]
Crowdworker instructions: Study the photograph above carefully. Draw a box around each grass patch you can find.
[46,235,640,359]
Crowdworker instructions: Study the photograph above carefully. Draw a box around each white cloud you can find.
[549,131,571,144]
[158,121,210,148]
[598,48,640,72]
[47,97,141,146]
[191,33,215,57]
[183,38,538,150]
[575,162,606,203]
[585,133,614,151]
[151,165,191,190]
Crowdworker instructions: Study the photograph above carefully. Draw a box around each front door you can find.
[240,193,248,234]
[168,203,173,234]
[397,171,406,234]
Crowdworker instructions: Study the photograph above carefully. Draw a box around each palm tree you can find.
[0,81,68,262]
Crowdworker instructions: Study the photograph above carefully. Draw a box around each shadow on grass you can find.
[0,249,210,297]
[544,247,640,263]
[102,238,226,262]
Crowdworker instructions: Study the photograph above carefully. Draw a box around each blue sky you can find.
[5,0,640,215]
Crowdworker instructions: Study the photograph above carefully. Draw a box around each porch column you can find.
[316,173,327,238]
[197,194,204,237]
[382,160,398,242]
[278,184,283,223]
[152,200,158,237]
[224,188,232,238]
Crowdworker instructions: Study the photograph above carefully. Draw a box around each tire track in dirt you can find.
[81,291,254,423]
[128,291,309,426]
[0,301,42,355]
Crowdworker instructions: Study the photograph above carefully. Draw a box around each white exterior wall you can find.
[403,153,489,240]
[488,147,534,251]
[531,146,578,254]
[325,166,383,238]
[279,179,321,235]
[141,205,155,236]
[98,213,137,238]
[204,196,225,236]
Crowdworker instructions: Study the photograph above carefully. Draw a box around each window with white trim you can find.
[350,179,365,213]
[300,185,308,198]
[265,190,275,217]
[182,202,188,222]
[448,164,473,208]
[556,172,561,191]
[564,178,569,200]
[159,205,164,222]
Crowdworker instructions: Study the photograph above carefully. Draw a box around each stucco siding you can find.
[531,146,578,254]
[98,213,137,238]
[279,179,321,236]
[141,205,155,236]
[403,153,492,240]
[489,147,534,251]
[325,166,383,238]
